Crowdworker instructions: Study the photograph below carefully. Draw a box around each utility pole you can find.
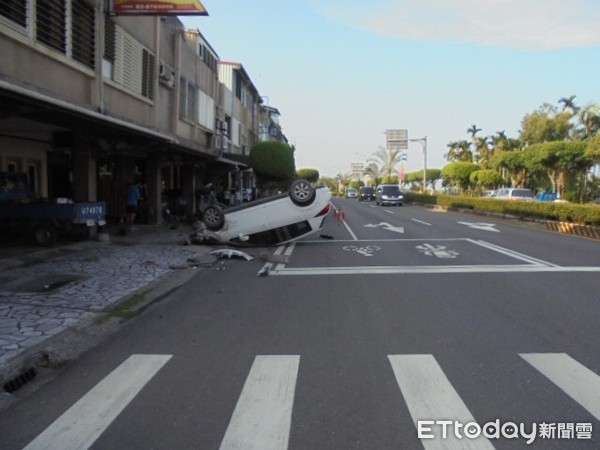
[386,130,428,193]
[408,136,427,193]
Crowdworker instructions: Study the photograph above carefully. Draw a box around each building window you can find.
[103,17,116,79]
[36,0,66,53]
[179,76,187,118]
[197,41,217,73]
[142,49,155,100]
[71,0,95,69]
[2,0,96,69]
[112,25,155,101]
[187,81,197,121]
[179,77,198,122]
[0,0,28,28]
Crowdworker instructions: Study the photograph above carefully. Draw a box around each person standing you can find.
[124,180,142,229]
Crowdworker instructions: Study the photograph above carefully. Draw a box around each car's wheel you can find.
[34,223,57,246]
[203,206,225,231]
[289,179,315,206]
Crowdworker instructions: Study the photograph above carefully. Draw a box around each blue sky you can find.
[181,0,600,177]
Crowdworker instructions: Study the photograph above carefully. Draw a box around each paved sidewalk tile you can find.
[0,225,208,375]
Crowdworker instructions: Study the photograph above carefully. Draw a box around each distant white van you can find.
[495,188,534,201]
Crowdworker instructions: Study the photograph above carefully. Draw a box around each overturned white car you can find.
[196,180,331,246]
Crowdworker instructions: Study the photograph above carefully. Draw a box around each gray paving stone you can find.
[1,225,210,369]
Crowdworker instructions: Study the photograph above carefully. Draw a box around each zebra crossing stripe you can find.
[520,353,600,421]
[388,354,495,450]
[23,354,172,450]
[220,355,300,450]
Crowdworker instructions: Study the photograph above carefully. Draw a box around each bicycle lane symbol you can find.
[415,243,459,259]
[343,245,382,257]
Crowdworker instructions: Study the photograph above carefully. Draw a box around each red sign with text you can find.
[113,0,208,16]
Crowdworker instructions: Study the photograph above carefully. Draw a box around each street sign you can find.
[385,129,408,150]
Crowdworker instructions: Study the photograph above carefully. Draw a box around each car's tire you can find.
[203,206,225,231]
[34,223,57,246]
[289,179,315,206]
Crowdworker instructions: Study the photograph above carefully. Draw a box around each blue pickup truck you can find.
[0,172,106,246]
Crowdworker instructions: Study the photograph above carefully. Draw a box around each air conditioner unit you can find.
[221,121,228,134]
[222,136,229,149]
[159,63,175,87]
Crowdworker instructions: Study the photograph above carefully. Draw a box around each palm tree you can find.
[467,124,482,139]
[445,140,473,162]
[335,172,353,195]
[476,138,493,169]
[577,103,600,140]
[367,146,403,181]
[362,162,382,185]
[467,124,485,165]
[558,95,579,114]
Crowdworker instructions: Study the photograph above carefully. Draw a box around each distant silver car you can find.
[495,188,534,201]
[197,180,331,246]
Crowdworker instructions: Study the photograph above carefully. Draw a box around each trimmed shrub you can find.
[249,141,296,181]
[404,193,600,225]
[296,168,320,183]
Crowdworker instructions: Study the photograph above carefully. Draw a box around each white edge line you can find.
[299,238,470,244]
[342,219,358,241]
[268,265,600,276]
[469,239,558,267]
[411,218,432,226]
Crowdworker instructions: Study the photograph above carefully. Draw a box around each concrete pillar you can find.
[180,163,195,218]
[145,154,162,224]
[71,139,97,202]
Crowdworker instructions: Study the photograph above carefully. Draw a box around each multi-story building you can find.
[259,105,286,144]
[0,1,271,223]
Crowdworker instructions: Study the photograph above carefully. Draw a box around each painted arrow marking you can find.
[364,222,405,234]
[458,221,499,232]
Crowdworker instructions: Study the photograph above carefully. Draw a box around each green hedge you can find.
[249,141,295,181]
[404,193,600,225]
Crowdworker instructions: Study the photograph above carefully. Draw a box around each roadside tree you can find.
[520,103,573,145]
[470,169,503,192]
[441,162,479,192]
[491,150,528,188]
[523,141,589,199]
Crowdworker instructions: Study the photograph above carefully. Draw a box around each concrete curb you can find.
[0,259,210,410]
[545,221,600,239]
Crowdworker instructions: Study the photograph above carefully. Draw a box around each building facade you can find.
[0,0,283,223]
